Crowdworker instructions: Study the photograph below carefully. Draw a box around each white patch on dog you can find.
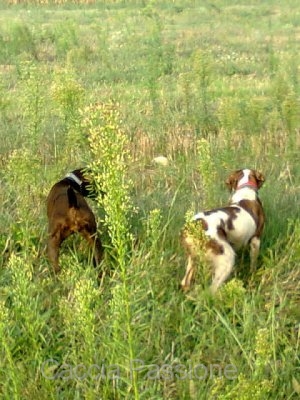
[65,172,82,186]
[209,243,235,294]
[237,168,251,187]
[194,208,256,250]
[231,187,257,202]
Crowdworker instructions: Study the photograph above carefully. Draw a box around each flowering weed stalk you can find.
[82,102,139,399]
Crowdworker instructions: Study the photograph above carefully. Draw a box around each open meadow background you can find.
[0,0,299,398]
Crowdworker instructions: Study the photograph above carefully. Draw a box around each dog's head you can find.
[66,168,97,198]
[225,169,265,192]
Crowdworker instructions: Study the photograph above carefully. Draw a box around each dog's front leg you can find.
[93,236,104,266]
[249,236,260,273]
[80,229,103,267]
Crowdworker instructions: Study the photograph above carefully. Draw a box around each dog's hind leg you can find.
[48,232,63,273]
[180,231,198,291]
[181,255,196,292]
[210,244,235,293]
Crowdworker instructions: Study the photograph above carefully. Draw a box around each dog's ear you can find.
[254,171,265,188]
[225,171,239,191]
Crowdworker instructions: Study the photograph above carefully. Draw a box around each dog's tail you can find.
[67,186,78,208]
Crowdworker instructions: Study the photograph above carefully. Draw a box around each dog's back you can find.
[47,179,91,219]
[193,205,258,251]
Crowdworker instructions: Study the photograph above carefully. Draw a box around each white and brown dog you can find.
[181,169,265,293]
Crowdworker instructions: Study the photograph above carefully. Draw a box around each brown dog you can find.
[46,168,103,273]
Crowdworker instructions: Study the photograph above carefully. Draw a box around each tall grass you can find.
[0,1,299,399]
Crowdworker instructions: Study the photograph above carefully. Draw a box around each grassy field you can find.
[0,1,299,399]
